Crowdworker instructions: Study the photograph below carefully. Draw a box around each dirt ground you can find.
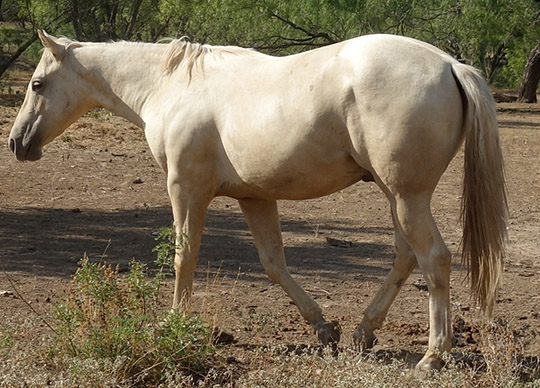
[1,72,539,369]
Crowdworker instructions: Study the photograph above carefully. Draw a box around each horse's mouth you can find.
[24,143,43,161]
[9,116,46,161]
[9,138,43,162]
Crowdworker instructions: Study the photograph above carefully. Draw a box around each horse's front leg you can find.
[167,175,212,312]
[238,198,340,346]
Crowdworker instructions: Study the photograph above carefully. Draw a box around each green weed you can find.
[152,224,187,273]
[0,334,13,356]
[51,255,216,385]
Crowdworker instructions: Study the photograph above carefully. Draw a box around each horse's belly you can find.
[217,156,367,200]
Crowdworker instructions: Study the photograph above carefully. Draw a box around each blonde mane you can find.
[162,39,257,76]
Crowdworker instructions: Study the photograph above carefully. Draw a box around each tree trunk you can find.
[0,33,38,79]
[518,40,540,103]
[124,0,144,40]
[71,0,83,40]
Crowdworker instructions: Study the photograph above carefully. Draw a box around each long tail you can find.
[451,63,508,318]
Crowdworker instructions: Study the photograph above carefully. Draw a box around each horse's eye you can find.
[31,80,43,92]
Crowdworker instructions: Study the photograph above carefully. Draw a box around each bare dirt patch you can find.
[1,77,540,372]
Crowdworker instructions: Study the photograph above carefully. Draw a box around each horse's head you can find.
[9,30,94,161]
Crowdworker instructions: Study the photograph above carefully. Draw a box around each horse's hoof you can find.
[352,324,377,351]
[315,320,341,347]
[414,353,444,375]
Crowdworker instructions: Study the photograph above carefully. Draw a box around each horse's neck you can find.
[74,43,167,128]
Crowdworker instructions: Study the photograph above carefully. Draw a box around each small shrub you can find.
[51,255,216,385]
[152,224,187,273]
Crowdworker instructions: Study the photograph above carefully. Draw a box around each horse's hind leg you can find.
[392,194,452,371]
[353,209,417,349]
[239,198,340,346]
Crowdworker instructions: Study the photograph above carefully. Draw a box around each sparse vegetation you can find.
[83,108,114,122]
[2,312,540,387]
[0,333,13,356]
[49,255,218,386]
[1,245,539,387]
[152,224,186,274]
[0,226,539,387]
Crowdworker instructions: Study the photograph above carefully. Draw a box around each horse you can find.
[8,30,508,371]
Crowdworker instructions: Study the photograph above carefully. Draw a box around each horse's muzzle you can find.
[8,136,43,161]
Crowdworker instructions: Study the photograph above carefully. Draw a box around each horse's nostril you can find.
[9,138,15,153]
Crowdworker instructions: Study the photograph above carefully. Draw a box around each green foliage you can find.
[51,255,215,384]
[3,0,540,87]
[155,311,215,371]
[152,224,186,273]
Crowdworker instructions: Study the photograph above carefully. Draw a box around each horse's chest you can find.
[144,128,167,171]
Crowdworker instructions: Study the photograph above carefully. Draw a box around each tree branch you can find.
[0,32,38,77]
[267,11,337,48]
[0,9,70,78]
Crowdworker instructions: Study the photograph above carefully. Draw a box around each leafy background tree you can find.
[2,0,540,97]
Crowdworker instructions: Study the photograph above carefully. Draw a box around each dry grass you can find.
[1,336,536,388]
[1,246,538,388]
[2,298,540,388]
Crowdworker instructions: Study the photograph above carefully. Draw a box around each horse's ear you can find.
[38,30,66,60]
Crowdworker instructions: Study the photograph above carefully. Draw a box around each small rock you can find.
[0,290,14,297]
[412,278,428,291]
[326,237,353,248]
[212,329,236,344]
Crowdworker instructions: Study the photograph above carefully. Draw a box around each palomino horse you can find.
[9,31,507,371]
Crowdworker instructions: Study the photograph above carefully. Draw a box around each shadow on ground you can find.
[0,205,394,283]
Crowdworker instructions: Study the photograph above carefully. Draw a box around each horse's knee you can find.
[174,250,197,272]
